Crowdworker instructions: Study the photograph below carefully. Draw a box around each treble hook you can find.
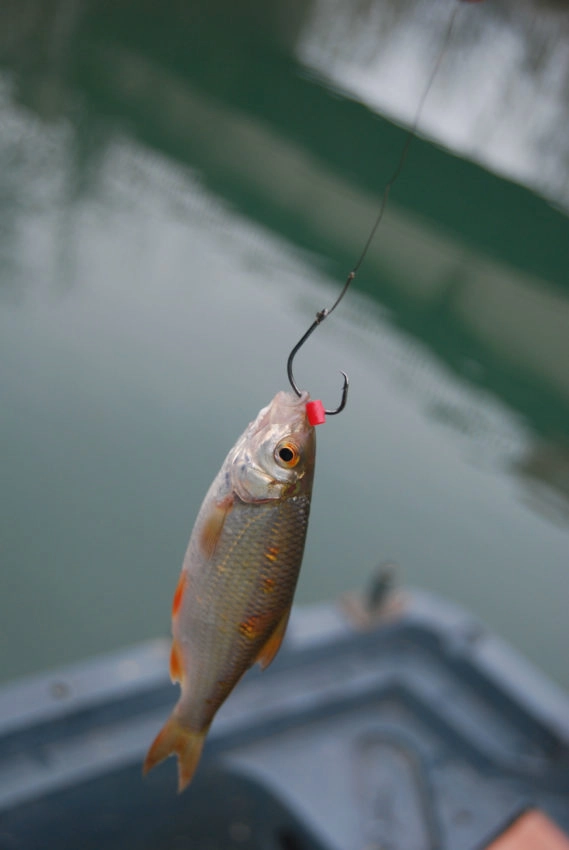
[286,272,354,416]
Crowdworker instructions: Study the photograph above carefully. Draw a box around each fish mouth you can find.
[258,390,311,431]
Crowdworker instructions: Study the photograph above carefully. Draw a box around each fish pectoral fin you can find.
[198,495,234,560]
[256,609,291,671]
[143,715,207,793]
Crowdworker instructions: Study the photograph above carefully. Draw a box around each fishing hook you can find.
[286,272,354,416]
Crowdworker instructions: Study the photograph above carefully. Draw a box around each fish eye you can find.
[275,440,300,469]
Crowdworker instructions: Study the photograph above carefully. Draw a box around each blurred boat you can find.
[1,577,568,850]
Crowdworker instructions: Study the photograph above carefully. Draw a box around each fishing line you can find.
[287,1,468,421]
[351,3,460,278]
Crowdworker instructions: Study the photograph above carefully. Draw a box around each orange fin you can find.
[143,715,207,792]
[199,496,233,560]
[169,640,184,684]
[172,571,187,619]
[256,609,290,671]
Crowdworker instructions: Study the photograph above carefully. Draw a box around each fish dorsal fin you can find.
[256,608,291,671]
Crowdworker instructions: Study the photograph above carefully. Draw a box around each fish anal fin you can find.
[199,495,234,560]
[169,640,184,684]
[256,609,291,671]
[143,715,207,793]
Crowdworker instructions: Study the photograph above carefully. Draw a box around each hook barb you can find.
[286,273,353,415]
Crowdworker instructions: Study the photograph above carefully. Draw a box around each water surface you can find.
[1,0,568,691]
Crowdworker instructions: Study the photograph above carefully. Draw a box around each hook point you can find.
[325,370,349,416]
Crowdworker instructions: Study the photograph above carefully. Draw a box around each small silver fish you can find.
[144,390,316,790]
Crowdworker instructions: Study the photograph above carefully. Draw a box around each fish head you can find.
[229,391,316,503]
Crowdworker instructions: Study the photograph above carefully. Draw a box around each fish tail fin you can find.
[143,714,206,792]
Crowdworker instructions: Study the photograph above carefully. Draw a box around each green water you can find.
[1,1,568,691]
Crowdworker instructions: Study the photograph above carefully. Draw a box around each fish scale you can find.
[184,497,311,723]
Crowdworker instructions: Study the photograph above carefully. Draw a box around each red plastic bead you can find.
[306,400,326,426]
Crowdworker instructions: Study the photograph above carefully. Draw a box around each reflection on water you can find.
[298,0,569,210]
[516,441,569,527]
[1,0,568,691]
